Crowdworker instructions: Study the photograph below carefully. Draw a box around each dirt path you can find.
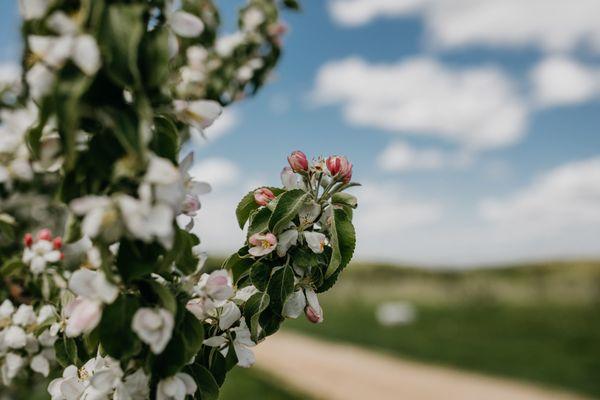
[254,332,590,400]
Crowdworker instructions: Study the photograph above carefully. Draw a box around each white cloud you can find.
[189,158,240,187]
[329,0,600,53]
[480,157,600,233]
[329,0,427,27]
[530,56,600,107]
[313,57,527,150]
[0,63,20,90]
[377,141,472,172]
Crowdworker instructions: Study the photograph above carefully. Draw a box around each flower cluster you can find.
[0,300,58,385]
[0,1,362,399]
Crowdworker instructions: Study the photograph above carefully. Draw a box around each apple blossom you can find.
[64,297,103,337]
[299,202,321,226]
[305,288,324,324]
[174,99,223,132]
[18,0,51,21]
[277,229,299,257]
[281,166,301,189]
[1,353,24,385]
[131,308,174,354]
[219,301,242,330]
[22,231,62,275]
[326,155,353,183]
[254,187,276,206]
[156,373,197,400]
[304,231,327,254]
[4,326,27,349]
[248,233,278,257]
[288,150,309,172]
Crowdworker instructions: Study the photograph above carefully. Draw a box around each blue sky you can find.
[2,1,600,267]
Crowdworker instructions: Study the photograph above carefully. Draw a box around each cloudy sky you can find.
[2,1,600,267]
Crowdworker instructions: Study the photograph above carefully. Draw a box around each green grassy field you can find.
[285,260,600,398]
[220,368,305,400]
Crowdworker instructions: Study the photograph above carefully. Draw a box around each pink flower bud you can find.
[37,229,52,242]
[287,151,309,172]
[53,237,63,250]
[23,233,33,247]
[326,155,353,183]
[305,305,323,324]
[254,188,275,206]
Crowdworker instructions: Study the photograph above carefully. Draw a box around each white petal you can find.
[282,289,306,319]
[276,229,298,257]
[72,35,101,75]
[30,354,50,377]
[19,0,50,20]
[218,302,241,330]
[176,372,197,395]
[170,11,205,38]
[145,155,181,185]
[233,342,255,368]
[304,231,327,254]
[202,335,228,347]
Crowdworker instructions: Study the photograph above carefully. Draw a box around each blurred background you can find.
[2,0,600,399]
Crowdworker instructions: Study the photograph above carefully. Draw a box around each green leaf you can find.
[243,291,270,341]
[324,208,356,279]
[247,207,272,238]
[151,115,179,162]
[187,364,219,400]
[101,4,146,87]
[54,336,79,368]
[140,27,171,89]
[138,279,177,314]
[0,258,25,277]
[161,228,200,275]
[266,265,295,314]
[249,262,271,292]
[117,240,163,282]
[236,191,260,229]
[268,189,310,234]
[99,295,141,359]
[283,0,301,10]
[332,192,358,209]
[222,252,254,283]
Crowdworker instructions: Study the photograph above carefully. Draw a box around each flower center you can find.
[261,240,271,249]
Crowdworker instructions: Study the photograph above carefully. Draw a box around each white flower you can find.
[156,372,197,400]
[215,32,244,57]
[242,7,265,31]
[64,297,102,337]
[69,269,118,304]
[47,359,96,400]
[30,353,50,377]
[170,11,204,38]
[0,299,15,320]
[299,202,321,226]
[12,304,36,326]
[174,99,222,132]
[276,229,298,257]
[131,308,174,354]
[196,270,234,301]
[280,167,302,190]
[117,186,175,248]
[304,288,324,324]
[37,304,56,325]
[26,63,55,99]
[28,31,100,76]
[115,368,150,400]
[22,238,62,275]
[1,353,24,385]
[203,320,256,368]
[19,0,51,20]
[282,289,306,319]
[218,302,241,330]
[185,297,216,322]
[303,231,327,254]
[4,326,27,349]
[88,358,124,398]
[70,196,122,242]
